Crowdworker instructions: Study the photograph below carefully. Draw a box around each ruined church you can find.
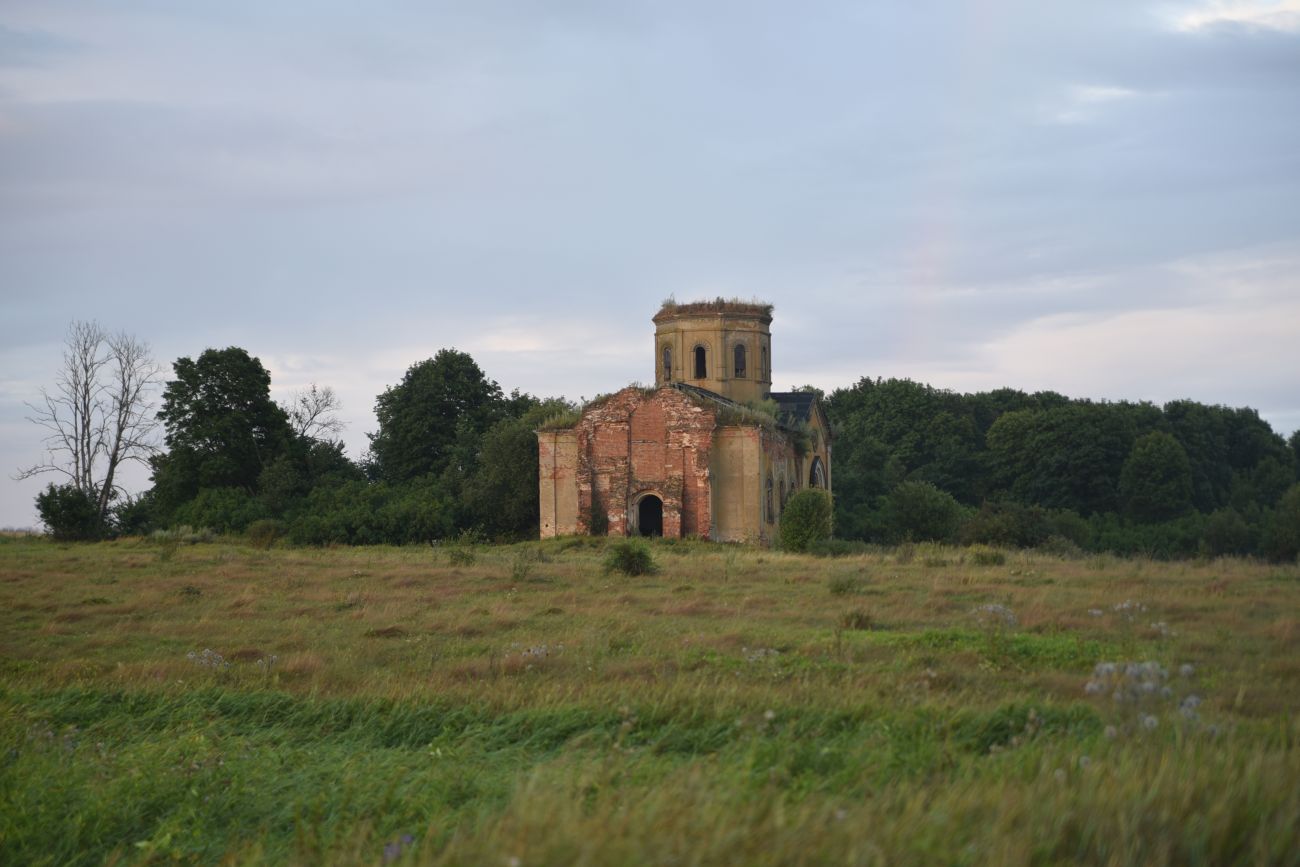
[537,300,831,543]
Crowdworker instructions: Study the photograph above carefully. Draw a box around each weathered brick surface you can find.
[564,386,717,538]
[538,384,824,541]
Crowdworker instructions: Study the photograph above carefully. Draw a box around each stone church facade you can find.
[537,300,831,543]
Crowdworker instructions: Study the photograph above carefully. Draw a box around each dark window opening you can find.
[809,457,826,489]
[694,345,707,379]
[637,495,663,537]
[765,477,774,524]
[761,347,768,380]
[734,343,747,378]
[662,346,672,380]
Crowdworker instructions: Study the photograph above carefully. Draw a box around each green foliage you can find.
[35,483,103,541]
[1263,484,1300,562]
[462,400,574,540]
[1202,507,1253,557]
[986,403,1156,516]
[367,349,505,484]
[110,491,156,536]
[885,481,963,543]
[603,540,656,576]
[245,518,285,550]
[778,489,833,552]
[1119,431,1194,522]
[287,478,454,546]
[152,348,294,517]
[1089,512,1208,560]
[172,487,267,534]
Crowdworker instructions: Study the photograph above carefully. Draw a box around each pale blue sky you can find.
[3,1,1299,527]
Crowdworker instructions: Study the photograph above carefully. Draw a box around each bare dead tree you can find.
[16,321,162,523]
[282,382,345,441]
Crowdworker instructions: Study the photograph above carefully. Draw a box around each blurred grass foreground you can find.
[2,534,1298,865]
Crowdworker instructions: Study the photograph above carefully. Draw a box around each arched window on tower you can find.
[733,343,747,378]
[694,345,707,379]
[761,347,768,380]
[662,346,672,381]
[765,477,774,524]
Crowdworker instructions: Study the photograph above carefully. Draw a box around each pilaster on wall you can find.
[537,430,579,538]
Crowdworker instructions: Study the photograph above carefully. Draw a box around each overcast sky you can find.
[3,1,1299,528]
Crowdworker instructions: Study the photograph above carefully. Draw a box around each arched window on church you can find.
[733,343,747,378]
[778,479,786,512]
[761,347,768,380]
[765,477,774,524]
[662,346,672,381]
[809,457,826,489]
[694,345,707,379]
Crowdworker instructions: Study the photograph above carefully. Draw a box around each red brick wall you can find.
[571,387,717,538]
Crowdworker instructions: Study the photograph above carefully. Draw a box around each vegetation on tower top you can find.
[656,296,774,319]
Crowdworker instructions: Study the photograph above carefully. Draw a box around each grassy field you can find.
[2,534,1299,865]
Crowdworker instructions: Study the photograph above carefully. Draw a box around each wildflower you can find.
[1104,725,1118,740]
[1078,755,1091,769]
[1179,663,1195,678]
[763,709,776,722]
[1087,608,1104,617]
[1053,768,1066,784]
[1141,714,1158,730]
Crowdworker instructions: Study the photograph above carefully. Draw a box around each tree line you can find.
[825,377,1300,560]
[25,327,569,546]
[21,322,1300,560]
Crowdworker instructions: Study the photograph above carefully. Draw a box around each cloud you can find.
[1172,0,1300,33]
[1042,83,1146,124]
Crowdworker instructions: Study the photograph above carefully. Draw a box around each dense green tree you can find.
[778,489,834,552]
[35,483,103,541]
[885,481,964,543]
[1290,430,1300,481]
[1202,507,1252,557]
[367,350,505,483]
[1163,400,1233,512]
[150,348,293,517]
[1119,431,1194,522]
[1263,484,1300,562]
[985,403,1149,515]
[462,399,573,538]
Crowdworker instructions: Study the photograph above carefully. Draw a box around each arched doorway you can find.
[637,495,663,537]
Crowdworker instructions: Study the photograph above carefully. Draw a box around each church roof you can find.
[769,391,817,424]
[670,383,824,436]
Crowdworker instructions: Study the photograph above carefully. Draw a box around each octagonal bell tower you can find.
[652,299,773,404]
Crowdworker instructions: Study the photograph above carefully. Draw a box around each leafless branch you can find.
[282,383,345,440]
[15,320,162,524]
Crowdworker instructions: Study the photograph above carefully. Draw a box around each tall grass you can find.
[1,534,1297,864]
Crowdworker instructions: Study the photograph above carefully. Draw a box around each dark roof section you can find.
[670,381,747,411]
[770,391,816,424]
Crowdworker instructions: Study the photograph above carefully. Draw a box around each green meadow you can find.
[2,535,1298,865]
